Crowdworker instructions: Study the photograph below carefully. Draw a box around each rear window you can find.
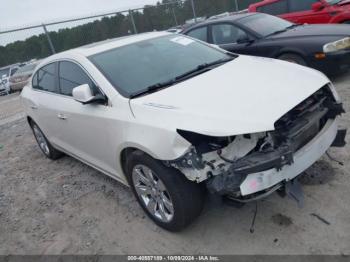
[289,0,319,12]
[32,63,57,93]
[256,0,288,15]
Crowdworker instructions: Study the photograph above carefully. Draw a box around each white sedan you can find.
[21,32,346,231]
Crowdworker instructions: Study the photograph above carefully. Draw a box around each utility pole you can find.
[42,24,56,54]
[129,9,138,34]
[172,5,178,26]
[234,0,239,12]
[190,0,197,23]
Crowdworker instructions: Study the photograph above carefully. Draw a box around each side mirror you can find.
[312,2,324,11]
[237,35,253,44]
[72,84,106,105]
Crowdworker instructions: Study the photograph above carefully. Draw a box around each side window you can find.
[212,24,248,45]
[187,27,208,42]
[289,0,318,12]
[10,68,18,76]
[32,63,57,93]
[58,61,97,96]
[257,0,288,15]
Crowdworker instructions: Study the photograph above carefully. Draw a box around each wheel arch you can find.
[27,116,34,126]
[275,49,307,60]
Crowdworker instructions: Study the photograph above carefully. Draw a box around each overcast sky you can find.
[0,0,159,45]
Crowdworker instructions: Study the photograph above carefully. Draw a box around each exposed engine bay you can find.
[164,85,346,200]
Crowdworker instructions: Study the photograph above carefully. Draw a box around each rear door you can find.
[30,62,62,143]
[282,0,332,24]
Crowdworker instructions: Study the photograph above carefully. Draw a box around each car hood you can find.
[130,55,329,137]
[269,24,350,39]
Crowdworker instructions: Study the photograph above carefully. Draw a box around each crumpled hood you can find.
[130,55,329,137]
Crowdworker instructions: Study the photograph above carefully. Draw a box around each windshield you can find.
[325,0,342,4]
[0,68,10,78]
[89,35,232,97]
[15,63,38,74]
[239,13,294,37]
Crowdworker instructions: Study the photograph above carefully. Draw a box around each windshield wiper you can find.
[173,57,234,82]
[129,57,234,98]
[265,24,298,38]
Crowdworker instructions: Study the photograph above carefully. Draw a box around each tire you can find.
[30,121,64,160]
[126,151,204,232]
[343,21,350,24]
[278,53,307,66]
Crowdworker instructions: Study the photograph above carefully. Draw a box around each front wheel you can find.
[126,151,204,231]
[278,53,307,66]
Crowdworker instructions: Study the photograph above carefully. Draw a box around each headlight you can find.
[323,37,350,53]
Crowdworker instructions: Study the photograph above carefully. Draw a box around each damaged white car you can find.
[21,32,346,231]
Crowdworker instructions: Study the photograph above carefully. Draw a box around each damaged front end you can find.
[164,85,346,202]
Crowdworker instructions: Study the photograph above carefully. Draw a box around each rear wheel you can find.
[30,122,64,160]
[278,53,307,66]
[126,151,204,231]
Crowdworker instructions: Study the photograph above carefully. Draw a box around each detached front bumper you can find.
[240,118,338,196]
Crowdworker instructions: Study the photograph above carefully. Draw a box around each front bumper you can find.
[310,49,350,76]
[240,118,338,196]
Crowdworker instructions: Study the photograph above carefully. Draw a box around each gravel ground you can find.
[0,73,350,255]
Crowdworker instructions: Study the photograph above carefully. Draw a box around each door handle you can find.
[30,105,38,110]
[57,113,67,120]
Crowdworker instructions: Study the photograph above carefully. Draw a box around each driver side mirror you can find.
[237,35,253,44]
[312,2,324,11]
[72,84,107,105]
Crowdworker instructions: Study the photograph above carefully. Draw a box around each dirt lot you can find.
[0,73,350,255]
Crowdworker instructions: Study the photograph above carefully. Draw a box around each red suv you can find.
[248,0,350,24]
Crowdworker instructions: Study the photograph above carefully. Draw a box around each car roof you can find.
[66,31,171,57]
[183,13,257,31]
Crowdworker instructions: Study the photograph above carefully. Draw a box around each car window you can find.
[239,13,293,37]
[10,68,18,76]
[187,27,208,42]
[0,68,10,78]
[58,61,97,96]
[212,24,248,45]
[32,63,57,93]
[288,0,319,12]
[256,0,288,15]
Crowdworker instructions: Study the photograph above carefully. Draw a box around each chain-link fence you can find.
[0,0,260,68]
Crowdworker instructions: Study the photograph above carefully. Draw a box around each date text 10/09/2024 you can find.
[127,256,220,261]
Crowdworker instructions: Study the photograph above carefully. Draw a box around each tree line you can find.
[0,0,260,67]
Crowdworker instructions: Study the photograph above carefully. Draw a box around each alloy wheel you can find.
[132,164,174,223]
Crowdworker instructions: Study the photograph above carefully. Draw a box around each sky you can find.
[0,0,159,45]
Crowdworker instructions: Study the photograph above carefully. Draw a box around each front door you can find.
[53,60,119,177]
